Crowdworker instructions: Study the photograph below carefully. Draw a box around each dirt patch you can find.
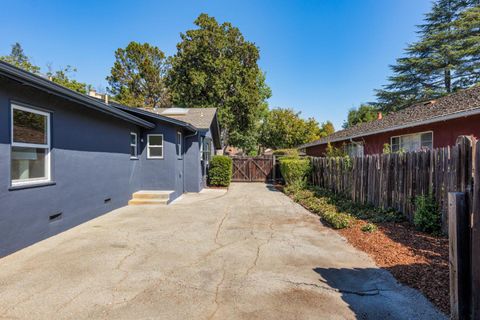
[338,219,449,315]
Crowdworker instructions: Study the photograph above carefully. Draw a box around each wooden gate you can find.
[231,156,274,182]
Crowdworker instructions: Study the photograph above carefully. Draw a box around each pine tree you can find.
[375,0,480,112]
[0,43,40,73]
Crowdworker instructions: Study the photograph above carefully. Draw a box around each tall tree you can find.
[0,42,40,73]
[453,5,480,86]
[375,0,480,111]
[167,14,271,153]
[47,65,90,94]
[259,108,322,149]
[320,121,335,137]
[107,41,170,108]
[343,104,378,129]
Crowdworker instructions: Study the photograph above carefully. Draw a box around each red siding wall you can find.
[306,114,480,156]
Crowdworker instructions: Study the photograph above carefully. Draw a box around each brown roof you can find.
[301,85,480,148]
[140,108,218,130]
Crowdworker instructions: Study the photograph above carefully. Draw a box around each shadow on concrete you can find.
[265,184,281,192]
[313,267,446,320]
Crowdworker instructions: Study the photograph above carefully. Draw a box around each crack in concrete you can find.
[207,265,226,320]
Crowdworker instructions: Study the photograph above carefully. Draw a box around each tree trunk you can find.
[445,66,452,93]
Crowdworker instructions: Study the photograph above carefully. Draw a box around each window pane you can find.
[11,147,47,181]
[130,133,137,145]
[149,135,163,146]
[149,146,163,158]
[421,132,433,149]
[130,146,136,157]
[13,108,47,144]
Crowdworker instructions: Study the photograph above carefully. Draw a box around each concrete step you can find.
[128,190,174,205]
[132,190,172,200]
[128,198,169,206]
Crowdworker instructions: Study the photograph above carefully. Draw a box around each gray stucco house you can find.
[0,61,221,256]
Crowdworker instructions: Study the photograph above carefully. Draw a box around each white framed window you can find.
[391,131,433,153]
[147,134,163,159]
[130,132,138,159]
[345,142,364,157]
[202,137,212,162]
[176,131,182,159]
[11,103,51,186]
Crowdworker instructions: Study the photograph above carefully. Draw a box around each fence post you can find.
[272,155,276,183]
[449,192,471,320]
[472,141,480,319]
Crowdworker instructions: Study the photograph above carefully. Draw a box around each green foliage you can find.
[259,108,326,149]
[1,43,91,93]
[414,194,441,234]
[343,104,378,129]
[272,148,299,157]
[311,187,403,223]
[0,43,40,73]
[374,0,480,112]
[383,143,392,154]
[279,158,311,188]
[286,186,351,229]
[320,121,335,137]
[167,14,271,153]
[361,223,378,233]
[47,65,90,94]
[107,41,170,108]
[208,155,233,187]
[325,143,347,157]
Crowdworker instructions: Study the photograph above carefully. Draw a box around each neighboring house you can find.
[301,86,480,157]
[0,61,221,256]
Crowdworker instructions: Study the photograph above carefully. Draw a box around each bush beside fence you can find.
[310,136,475,232]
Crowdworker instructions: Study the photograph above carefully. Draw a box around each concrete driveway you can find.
[0,183,444,320]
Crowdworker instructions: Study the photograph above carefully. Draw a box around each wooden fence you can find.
[310,136,475,231]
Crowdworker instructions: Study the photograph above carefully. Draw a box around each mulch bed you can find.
[274,184,449,315]
[338,219,449,315]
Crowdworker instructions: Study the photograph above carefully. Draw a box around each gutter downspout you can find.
[183,130,198,193]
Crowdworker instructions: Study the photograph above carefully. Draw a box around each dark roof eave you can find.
[111,103,198,132]
[0,61,154,129]
[300,107,480,149]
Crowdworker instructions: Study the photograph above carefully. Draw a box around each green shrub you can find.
[208,155,233,187]
[414,194,441,234]
[272,148,299,158]
[361,223,378,233]
[279,158,311,188]
[287,185,351,229]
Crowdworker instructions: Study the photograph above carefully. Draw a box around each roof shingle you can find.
[302,85,480,148]
[141,108,218,130]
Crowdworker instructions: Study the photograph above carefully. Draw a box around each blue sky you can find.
[0,0,431,129]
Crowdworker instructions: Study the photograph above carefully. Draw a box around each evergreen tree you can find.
[107,42,170,109]
[375,0,480,111]
[0,42,40,73]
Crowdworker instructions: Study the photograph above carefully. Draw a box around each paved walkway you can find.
[0,183,444,319]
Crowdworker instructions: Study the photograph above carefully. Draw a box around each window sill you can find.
[130,157,139,160]
[9,181,56,191]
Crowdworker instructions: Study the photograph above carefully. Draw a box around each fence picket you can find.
[309,137,475,229]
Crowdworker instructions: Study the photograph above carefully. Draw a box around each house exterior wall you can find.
[184,134,203,193]
[305,114,480,156]
[0,78,202,256]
